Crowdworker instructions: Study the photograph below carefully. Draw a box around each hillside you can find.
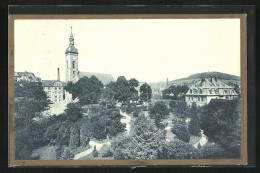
[170,72,240,86]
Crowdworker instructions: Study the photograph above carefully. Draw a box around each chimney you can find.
[57,68,60,81]
[166,78,169,86]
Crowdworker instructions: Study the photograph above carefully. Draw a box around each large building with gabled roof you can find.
[185,77,239,106]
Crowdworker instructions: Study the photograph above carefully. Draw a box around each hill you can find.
[170,72,240,86]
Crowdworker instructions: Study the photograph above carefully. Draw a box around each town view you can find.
[14,22,241,160]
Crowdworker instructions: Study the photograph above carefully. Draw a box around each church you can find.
[42,27,114,103]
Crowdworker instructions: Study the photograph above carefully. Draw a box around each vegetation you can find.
[64,76,104,105]
[111,115,165,159]
[139,83,152,101]
[150,101,169,128]
[162,85,189,100]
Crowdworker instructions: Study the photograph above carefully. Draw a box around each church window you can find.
[73,61,75,68]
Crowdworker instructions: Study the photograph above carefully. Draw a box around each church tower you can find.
[65,27,79,83]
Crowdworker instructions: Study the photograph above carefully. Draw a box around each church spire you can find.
[69,26,74,46]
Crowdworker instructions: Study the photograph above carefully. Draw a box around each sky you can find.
[14,18,240,82]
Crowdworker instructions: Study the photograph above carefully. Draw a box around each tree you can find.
[139,83,152,101]
[111,115,165,159]
[158,139,195,159]
[15,80,51,159]
[188,102,201,136]
[64,103,83,122]
[169,101,177,110]
[114,76,132,103]
[162,85,189,100]
[64,76,104,105]
[128,78,139,101]
[173,101,189,119]
[171,120,191,143]
[150,101,169,128]
[200,99,241,149]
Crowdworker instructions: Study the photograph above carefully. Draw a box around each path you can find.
[193,130,208,148]
[120,110,131,135]
[162,119,175,142]
[73,140,109,160]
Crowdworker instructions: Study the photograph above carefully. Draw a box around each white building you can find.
[185,78,239,107]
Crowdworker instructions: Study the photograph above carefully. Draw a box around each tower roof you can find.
[66,27,78,54]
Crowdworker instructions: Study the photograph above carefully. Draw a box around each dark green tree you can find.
[111,114,165,159]
[64,103,83,122]
[150,101,169,128]
[139,83,152,101]
[200,99,241,149]
[171,120,191,143]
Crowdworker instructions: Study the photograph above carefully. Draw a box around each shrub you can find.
[92,146,98,157]
[171,120,191,142]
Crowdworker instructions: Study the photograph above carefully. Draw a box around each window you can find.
[55,91,57,94]
[191,97,193,101]
[199,89,202,94]
[198,97,200,101]
[55,87,57,90]
[59,95,61,98]
[67,61,68,68]
[190,89,192,94]
[55,95,57,98]
[55,99,57,102]
[73,61,75,68]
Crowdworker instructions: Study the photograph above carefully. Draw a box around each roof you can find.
[192,78,233,88]
[41,80,65,87]
[185,78,238,96]
[78,71,114,85]
[66,46,78,54]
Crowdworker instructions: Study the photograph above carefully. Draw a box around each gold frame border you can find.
[8,14,247,166]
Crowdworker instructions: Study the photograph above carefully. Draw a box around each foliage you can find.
[195,143,225,159]
[158,139,195,159]
[111,115,165,159]
[15,80,51,159]
[200,100,241,149]
[89,106,125,140]
[171,120,191,143]
[169,101,177,110]
[188,103,201,136]
[64,103,83,122]
[64,76,104,105]
[61,147,74,160]
[69,124,81,149]
[162,85,189,100]
[139,83,152,101]
[150,101,169,128]
[173,101,189,119]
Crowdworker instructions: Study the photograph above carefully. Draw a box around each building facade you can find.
[65,27,79,83]
[185,78,239,107]
[42,68,67,103]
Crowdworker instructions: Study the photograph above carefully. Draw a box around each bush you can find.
[171,120,191,142]
[69,124,80,149]
[92,146,98,157]
[158,139,195,159]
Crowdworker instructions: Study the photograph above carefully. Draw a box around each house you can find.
[14,71,39,82]
[185,77,239,107]
[42,68,67,103]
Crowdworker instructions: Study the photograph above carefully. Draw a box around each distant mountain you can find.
[170,72,240,86]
